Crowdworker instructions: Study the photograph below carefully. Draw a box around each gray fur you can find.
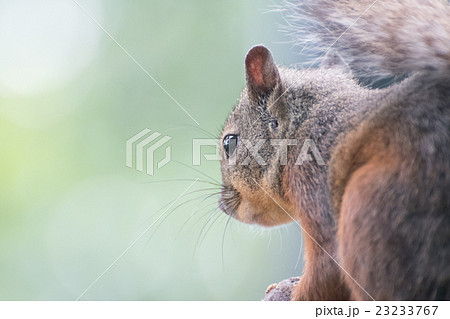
[218,1,450,300]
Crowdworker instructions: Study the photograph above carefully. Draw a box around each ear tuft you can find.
[245,45,280,99]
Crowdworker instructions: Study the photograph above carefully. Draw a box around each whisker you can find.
[186,204,221,239]
[149,193,215,231]
[163,123,217,139]
[222,214,233,271]
[142,178,221,187]
[198,207,222,247]
[177,199,220,238]
[171,160,221,185]
[193,208,220,254]
[141,188,218,227]
[142,192,220,248]
[267,229,273,249]
[278,227,283,252]
[195,206,223,250]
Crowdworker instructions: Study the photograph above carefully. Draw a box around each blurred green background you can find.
[0,0,305,300]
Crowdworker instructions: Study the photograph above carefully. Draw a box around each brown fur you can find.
[218,0,450,301]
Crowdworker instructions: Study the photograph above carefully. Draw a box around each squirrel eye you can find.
[223,134,238,158]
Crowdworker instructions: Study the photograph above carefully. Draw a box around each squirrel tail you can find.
[283,0,450,78]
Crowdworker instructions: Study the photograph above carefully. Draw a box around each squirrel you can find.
[218,0,450,301]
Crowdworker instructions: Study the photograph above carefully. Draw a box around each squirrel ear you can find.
[245,45,281,100]
[321,50,352,75]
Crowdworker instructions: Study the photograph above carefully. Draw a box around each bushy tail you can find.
[284,0,450,78]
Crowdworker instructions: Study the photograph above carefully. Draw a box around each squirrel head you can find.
[218,45,294,227]
[218,45,353,227]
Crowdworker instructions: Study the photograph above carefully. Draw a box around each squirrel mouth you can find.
[218,184,241,216]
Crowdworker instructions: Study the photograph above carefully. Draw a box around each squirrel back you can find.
[218,0,450,300]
